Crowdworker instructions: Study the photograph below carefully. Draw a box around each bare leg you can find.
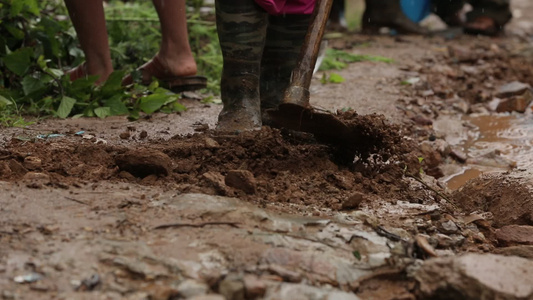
[64,0,113,83]
[151,0,198,78]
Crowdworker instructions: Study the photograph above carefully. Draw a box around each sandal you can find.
[463,16,501,36]
[66,63,87,82]
[122,56,207,93]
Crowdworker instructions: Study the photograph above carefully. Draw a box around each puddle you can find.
[443,114,533,190]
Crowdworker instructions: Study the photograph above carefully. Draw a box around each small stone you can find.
[495,225,533,246]
[202,171,229,195]
[225,170,256,194]
[115,149,172,178]
[23,172,50,182]
[119,131,130,139]
[497,81,531,98]
[496,90,533,113]
[449,148,467,163]
[176,279,209,298]
[411,115,433,126]
[219,274,245,300]
[204,137,220,148]
[139,130,148,139]
[243,274,266,299]
[267,264,302,283]
[341,192,366,210]
[23,156,41,170]
[439,220,459,234]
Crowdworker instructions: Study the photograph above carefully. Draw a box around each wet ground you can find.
[1,1,533,299]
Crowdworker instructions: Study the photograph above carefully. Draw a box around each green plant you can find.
[319,48,393,71]
[0,0,221,126]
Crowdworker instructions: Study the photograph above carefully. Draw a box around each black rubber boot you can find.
[215,0,267,132]
[260,14,311,126]
[362,0,428,35]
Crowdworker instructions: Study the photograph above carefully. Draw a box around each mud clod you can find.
[225,170,256,194]
[115,149,172,178]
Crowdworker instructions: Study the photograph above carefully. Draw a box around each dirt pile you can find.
[0,114,424,211]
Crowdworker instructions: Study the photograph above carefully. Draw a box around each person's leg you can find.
[64,0,113,83]
[465,0,512,35]
[215,0,267,131]
[432,0,466,26]
[261,14,311,125]
[362,0,428,34]
[149,0,198,79]
[328,0,346,30]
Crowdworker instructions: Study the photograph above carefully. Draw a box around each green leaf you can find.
[0,95,13,109]
[10,0,39,16]
[57,96,77,118]
[22,75,45,96]
[328,73,345,84]
[170,101,187,112]
[100,70,125,97]
[94,107,111,119]
[139,93,170,114]
[104,95,129,115]
[4,47,33,76]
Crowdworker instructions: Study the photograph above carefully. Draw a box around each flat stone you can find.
[494,246,533,260]
[415,253,533,300]
[176,279,209,298]
[23,172,50,182]
[496,225,533,246]
[225,170,256,194]
[449,148,467,163]
[497,81,532,98]
[264,283,360,300]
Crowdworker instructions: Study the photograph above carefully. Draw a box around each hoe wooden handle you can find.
[283,0,334,106]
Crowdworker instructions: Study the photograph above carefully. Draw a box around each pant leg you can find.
[467,0,512,26]
[215,0,268,130]
[432,0,466,25]
[260,14,311,112]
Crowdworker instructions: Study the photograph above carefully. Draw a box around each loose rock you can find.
[496,225,533,246]
[23,156,41,170]
[219,274,245,300]
[115,149,172,178]
[243,274,266,299]
[225,170,256,194]
[176,279,209,298]
[415,254,533,300]
[494,246,533,260]
[341,192,366,210]
[497,81,532,98]
[496,90,533,113]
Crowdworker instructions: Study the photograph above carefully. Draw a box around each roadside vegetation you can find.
[0,0,221,124]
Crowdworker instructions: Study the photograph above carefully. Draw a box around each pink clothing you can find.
[254,0,316,15]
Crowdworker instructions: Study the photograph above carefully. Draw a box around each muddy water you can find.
[445,113,533,190]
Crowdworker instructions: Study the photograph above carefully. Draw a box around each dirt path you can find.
[1,2,533,299]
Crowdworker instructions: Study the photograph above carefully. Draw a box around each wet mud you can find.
[0,114,424,212]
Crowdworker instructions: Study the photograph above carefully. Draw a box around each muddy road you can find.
[1,2,533,300]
